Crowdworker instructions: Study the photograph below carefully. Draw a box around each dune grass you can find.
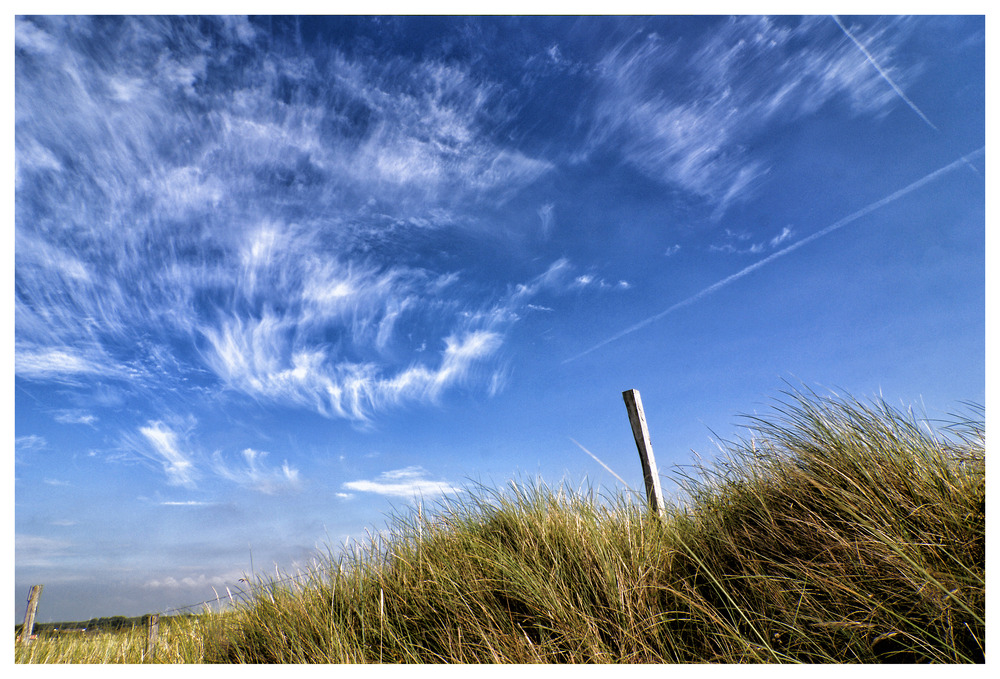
[13,614,223,664]
[17,390,984,663]
[201,391,984,663]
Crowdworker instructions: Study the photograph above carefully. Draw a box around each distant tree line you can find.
[16,613,195,636]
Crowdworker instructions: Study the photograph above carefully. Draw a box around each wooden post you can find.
[623,389,666,516]
[145,614,160,662]
[19,585,43,644]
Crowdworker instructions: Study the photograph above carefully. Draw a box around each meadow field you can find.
[16,391,984,663]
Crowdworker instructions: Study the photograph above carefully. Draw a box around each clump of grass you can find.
[206,390,983,663]
[667,390,984,662]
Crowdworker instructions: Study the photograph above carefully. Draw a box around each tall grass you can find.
[13,614,224,663]
[202,391,984,663]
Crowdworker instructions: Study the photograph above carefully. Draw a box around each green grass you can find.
[17,390,985,663]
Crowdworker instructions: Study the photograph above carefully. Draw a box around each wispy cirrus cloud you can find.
[53,410,98,426]
[193,244,599,422]
[132,419,305,493]
[15,16,558,428]
[331,57,554,207]
[583,16,921,217]
[135,420,199,488]
[573,274,631,291]
[15,435,47,452]
[509,258,573,302]
[710,226,796,255]
[832,15,936,131]
[196,224,510,422]
[14,16,59,55]
[15,347,120,382]
[343,466,463,499]
[538,203,555,239]
[212,448,301,495]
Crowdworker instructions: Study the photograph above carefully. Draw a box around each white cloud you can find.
[218,16,258,46]
[138,421,199,488]
[15,435,47,451]
[343,466,463,499]
[15,138,63,184]
[212,448,302,495]
[338,58,553,205]
[488,368,509,397]
[585,17,919,216]
[15,348,113,381]
[147,166,224,217]
[712,225,796,255]
[770,226,794,247]
[572,272,632,291]
[511,258,572,302]
[200,296,504,422]
[186,220,583,424]
[538,203,555,238]
[54,410,98,426]
[372,330,503,412]
[14,17,59,55]
[144,572,230,590]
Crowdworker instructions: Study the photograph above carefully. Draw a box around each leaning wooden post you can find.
[623,389,666,516]
[145,614,160,662]
[19,585,43,644]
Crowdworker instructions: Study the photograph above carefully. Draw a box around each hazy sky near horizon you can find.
[14,15,984,623]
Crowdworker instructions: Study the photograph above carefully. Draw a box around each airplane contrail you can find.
[569,437,632,489]
[832,15,938,132]
[833,16,981,180]
[563,147,984,365]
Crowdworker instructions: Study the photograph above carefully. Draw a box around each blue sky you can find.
[13,14,985,623]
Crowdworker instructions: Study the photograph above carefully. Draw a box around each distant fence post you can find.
[145,614,160,662]
[19,585,43,644]
[623,389,666,516]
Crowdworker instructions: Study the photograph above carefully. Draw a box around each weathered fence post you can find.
[623,389,666,516]
[19,585,43,644]
[145,614,160,661]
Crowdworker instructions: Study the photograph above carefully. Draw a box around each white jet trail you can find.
[570,437,632,489]
[832,15,938,132]
[834,16,981,180]
[563,147,984,365]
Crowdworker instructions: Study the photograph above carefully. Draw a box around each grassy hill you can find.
[16,391,985,663]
